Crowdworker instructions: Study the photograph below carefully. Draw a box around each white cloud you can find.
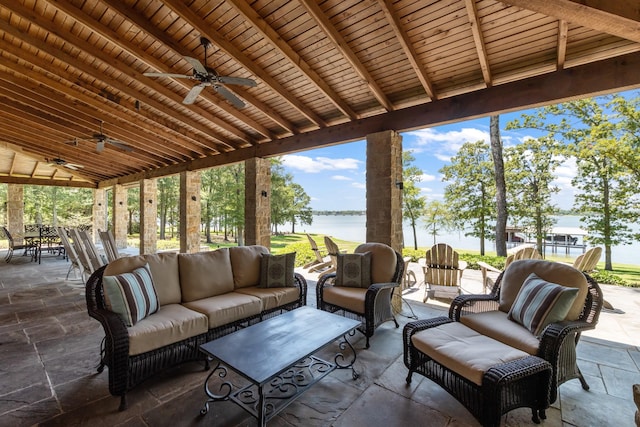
[351,182,366,189]
[281,154,360,173]
[409,127,490,150]
[332,175,352,181]
[419,173,436,182]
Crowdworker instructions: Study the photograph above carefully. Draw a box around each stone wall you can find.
[244,157,271,248]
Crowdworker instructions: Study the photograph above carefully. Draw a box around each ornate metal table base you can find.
[200,332,358,426]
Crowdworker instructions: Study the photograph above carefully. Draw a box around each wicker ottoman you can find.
[403,317,551,427]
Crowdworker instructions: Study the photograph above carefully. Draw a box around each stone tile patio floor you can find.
[0,254,639,427]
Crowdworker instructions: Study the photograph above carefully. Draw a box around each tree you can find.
[508,97,640,269]
[490,115,508,256]
[422,200,455,246]
[402,151,427,250]
[289,183,312,233]
[157,176,179,240]
[504,137,561,253]
[440,140,495,255]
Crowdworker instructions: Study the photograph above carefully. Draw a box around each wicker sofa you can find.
[86,245,307,410]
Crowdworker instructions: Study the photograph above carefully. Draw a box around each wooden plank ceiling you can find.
[0,0,639,188]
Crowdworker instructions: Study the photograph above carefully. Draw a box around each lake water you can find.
[295,214,639,266]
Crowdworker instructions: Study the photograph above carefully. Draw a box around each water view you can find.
[296,214,639,266]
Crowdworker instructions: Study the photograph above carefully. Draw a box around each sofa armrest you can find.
[316,272,336,309]
[449,292,500,320]
[85,266,131,397]
[293,272,308,306]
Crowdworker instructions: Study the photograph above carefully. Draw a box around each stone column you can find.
[366,130,404,252]
[94,188,107,238]
[113,184,128,248]
[366,131,404,313]
[7,184,24,242]
[140,178,157,254]
[244,157,271,248]
[180,170,201,253]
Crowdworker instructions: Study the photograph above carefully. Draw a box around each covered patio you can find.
[0,255,638,426]
[2,0,640,253]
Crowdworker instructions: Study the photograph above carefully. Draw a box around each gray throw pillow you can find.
[336,252,372,288]
[259,252,296,288]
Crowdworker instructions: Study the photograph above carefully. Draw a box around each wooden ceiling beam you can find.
[299,0,394,112]
[227,0,358,120]
[0,79,187,164]
[100,0,298,137]
[0,175,96,188]
[501,0,640,43]
[88,51,640,188]
[557,20,569,69]
[464,0,492,87]
[378,0,436,100]
[161,0,327,129]
[0,61,217,160]
[0,4,243,150]
[45,0,274,142]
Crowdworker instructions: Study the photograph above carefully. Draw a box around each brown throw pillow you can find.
[336,252,372,288]
[259,252,296,288]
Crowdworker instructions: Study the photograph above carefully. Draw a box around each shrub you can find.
[276,241,316,267]
[590,270,628,286]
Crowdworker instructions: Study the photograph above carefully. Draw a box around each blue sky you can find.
[281,109,579,211]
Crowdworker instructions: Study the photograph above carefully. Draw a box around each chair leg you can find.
[577,366,590,390]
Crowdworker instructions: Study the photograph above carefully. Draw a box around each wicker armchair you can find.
[449,259,603,404]
[316,242,403,348]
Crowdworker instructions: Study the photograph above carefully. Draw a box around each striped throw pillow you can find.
[103,263,159,326]
[507,273,579,336]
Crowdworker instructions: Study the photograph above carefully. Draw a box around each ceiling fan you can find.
[144,37,257,108]
[45,157,84,171]
[67,121,133,153]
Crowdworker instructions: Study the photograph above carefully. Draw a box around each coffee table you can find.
[199,306,361,426]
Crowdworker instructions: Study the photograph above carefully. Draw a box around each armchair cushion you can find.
[335,252,371,288]
[498,259,588,320]
[459,311,541,354]
[508,273,579,336]
[103,263,159,327]
[259,252,296,288]
[355,242,396,283]
[322,286,366,314]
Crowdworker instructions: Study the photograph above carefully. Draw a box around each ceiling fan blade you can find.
[65,163,84,170]
[183,56,207,75]
[96,141,105,153]
[218,76,257,87]
[106,139,133,152]
[215,85,246,109]
[144,72,191,79]
[183,84,205,105]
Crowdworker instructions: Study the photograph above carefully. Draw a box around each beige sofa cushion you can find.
[355,242,396,284]
[127,303,208,356]
[104,252,181,305]
[322,286,366,314]
[236,286,300,311]
[182,292,262,329]
[179,249,234,302]
[460,311,541,355]
[411,321,529,386]
[229,245,270,289]
[498,259,588,320]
